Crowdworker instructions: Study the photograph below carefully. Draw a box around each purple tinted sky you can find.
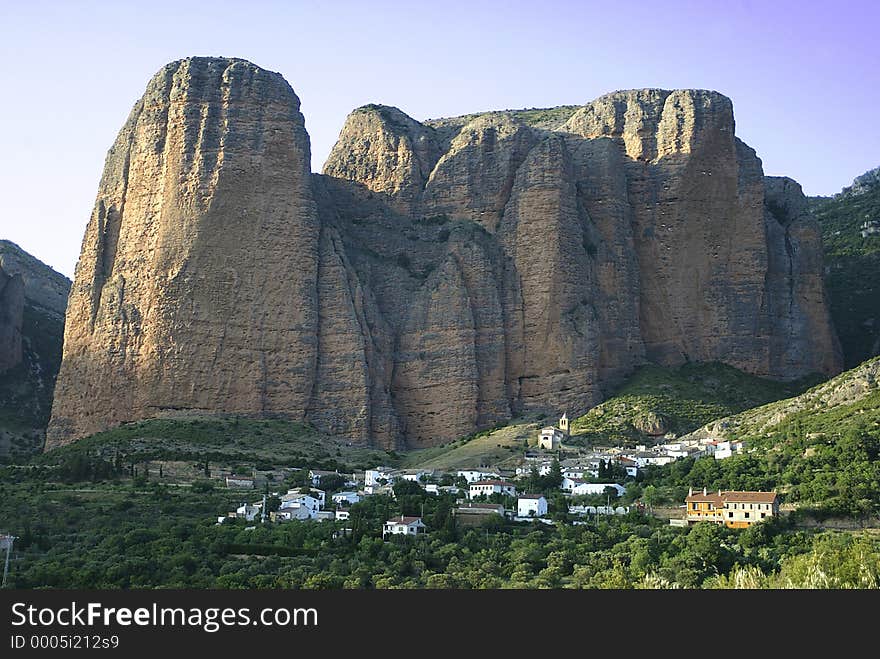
[1,0,877,277]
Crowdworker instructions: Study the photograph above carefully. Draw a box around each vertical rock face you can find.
[47,58,320,447]
[0,243,70,457]
[0,265,24,373]
[763,176,843,376]
[49,61,843,449]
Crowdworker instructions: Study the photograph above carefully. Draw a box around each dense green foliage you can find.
[570,362,819,444]
[2,464,878,589]
[811,183,880,368]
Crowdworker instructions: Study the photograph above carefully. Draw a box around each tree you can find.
[642,485,658,514]
[546,458,563,490]
[318,473,348,493]
[264,496,281,515]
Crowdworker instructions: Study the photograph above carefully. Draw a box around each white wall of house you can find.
[517,497,548,517]
[331,491,360,505]
[566,482,626,497]
[469,483,517,499]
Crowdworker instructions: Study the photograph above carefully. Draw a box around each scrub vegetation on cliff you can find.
[812,175,880,368]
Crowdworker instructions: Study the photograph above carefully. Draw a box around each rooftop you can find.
[385,516,424,525]
[685,489,778,504]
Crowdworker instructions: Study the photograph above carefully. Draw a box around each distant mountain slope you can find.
[0,240,70,460]
[811,167,880,368]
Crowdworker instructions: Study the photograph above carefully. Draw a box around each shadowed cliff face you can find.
[0,265,24,373]
[47,60,843,450]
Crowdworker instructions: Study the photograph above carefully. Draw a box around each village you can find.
[215,413,777,537]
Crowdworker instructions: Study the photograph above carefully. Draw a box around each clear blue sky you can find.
[1,0,877,278]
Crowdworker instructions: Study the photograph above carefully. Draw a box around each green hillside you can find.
[569,362,821,445]
[811,177,880,368]
[401,419,542,470]
[644,356,880,517]
[38,416,395,473]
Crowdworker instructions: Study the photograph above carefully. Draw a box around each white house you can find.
[382,516,427,538]
[469,480,517,499]
[562,466,595,480]
[233,503,261,522]
[365,467,399,492]
[314,510,336,522]
[274,505,312,521]
[424,484,440,495]
[539,426,564,450]
[713,440,745,460]
[664,442,705,459]
[645,455,677,467]
[400,469,431,483]
[562,479,626,497]
[331,491,361,506]
[517,462,553,477]
[335,510,350,521]
[283,487,325,507]
[280,492,321,518]
[618,457,639,478]
[457,470,499,483]
[517,494,548,518]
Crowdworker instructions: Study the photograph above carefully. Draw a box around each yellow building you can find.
[684,488,779,528]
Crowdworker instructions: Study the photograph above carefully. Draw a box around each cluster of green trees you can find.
[3,462,879,589]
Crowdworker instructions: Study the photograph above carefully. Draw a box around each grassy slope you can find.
[401,419,543,471]
[39,417,397,473]
[811,183,880,368]
[569,362,820,445]
[685,355,880,443]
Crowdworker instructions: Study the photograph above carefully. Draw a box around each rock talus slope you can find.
[48,59,842,449]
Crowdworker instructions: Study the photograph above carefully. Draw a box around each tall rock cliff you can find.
[48,58,321,446]
[47,59,843,449]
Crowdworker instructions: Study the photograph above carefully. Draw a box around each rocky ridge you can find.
[46,58,843,450]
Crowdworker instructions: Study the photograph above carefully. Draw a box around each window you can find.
[744,513,750,519]
[761,513,766,519]
[728,512,733,518]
